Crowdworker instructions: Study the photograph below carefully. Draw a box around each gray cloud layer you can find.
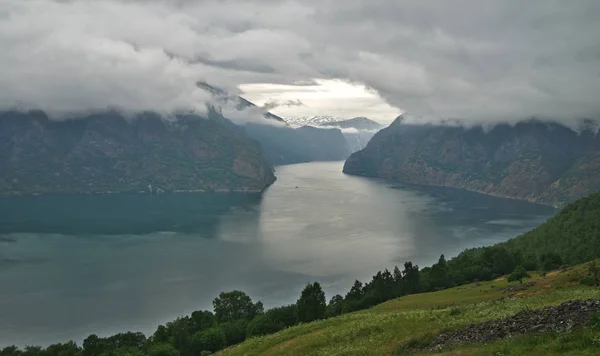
[262,99,305,111]
[1,0,599,123]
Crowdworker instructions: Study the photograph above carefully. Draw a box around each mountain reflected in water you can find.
[0,193,264,236]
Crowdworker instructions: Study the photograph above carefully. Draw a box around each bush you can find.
[191,327,226,354]
[449,308,461,316]
[264,304,298,328]
[508,265,530,284]
[247,315,283,337]
[580,276,596,286]
[147,343,179,356]
[218,319,248,346]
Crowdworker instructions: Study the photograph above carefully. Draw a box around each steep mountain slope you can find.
[198,84,350,165]
[0,110,276,195]
[343,117,600,206]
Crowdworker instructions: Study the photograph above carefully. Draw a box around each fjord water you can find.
[0,162,556,347]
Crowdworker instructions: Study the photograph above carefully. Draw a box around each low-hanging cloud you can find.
[262,99,305,111]
[1,0,600,124]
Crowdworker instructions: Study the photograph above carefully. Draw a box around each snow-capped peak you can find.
[284,115,346,127]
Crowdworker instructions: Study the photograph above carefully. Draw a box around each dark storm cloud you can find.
[0,0,599,123]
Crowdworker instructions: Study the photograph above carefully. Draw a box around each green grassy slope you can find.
[222,262,600,356]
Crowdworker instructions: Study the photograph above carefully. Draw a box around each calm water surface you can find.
[0,162,556,346]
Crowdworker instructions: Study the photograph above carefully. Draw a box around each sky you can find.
[1,0,599,124]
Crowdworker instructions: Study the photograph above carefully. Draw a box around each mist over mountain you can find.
[344,117,600,206]
[198,84,351,165]
[0,109,276,195]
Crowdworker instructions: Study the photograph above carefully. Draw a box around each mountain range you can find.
[343,117,600,206]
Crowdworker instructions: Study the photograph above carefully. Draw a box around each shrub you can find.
[246,315,283,337]
[147,343,179,356]
[191,328,226,354]
[580,276,596,286]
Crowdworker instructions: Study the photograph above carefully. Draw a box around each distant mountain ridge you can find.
[0,110,276,195]
[197,84,350,165]
[343,117,600,206]
[285,116,382,130]
[285,116,383,153]
[284,115,341,127]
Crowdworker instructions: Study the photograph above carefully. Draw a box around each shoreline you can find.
[342,170,562,208]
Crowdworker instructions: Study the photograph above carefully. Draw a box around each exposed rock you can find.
[428,299,600,351]
[496,281,536,294]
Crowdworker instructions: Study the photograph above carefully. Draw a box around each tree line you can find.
[2,192,600,355]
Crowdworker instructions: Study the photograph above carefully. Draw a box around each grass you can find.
[423,325,600,356]
[221,261,599,355]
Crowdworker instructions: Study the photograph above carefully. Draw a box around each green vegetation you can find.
[508,265,530,283]
[344,119,600,206]
[225,263,599,356]
[0,110,276,196]
[427,330,600,356]
[2,193,600,355]
[503,191,600,265]
[296,282,327,323]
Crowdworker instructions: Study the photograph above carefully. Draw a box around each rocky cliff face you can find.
[0,110,276,195]
[343,117,600,206]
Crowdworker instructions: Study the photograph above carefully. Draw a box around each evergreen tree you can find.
[297,282,326,323]
[402,261,420,294]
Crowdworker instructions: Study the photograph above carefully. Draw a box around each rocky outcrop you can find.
[496,281,536,294]
[427,299,600,351]
[0,110,276,195]
[343,117,600,206]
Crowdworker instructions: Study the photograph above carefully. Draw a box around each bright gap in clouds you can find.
[239,79,401,124]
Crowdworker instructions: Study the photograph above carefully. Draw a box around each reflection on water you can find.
[0,162,556,347]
